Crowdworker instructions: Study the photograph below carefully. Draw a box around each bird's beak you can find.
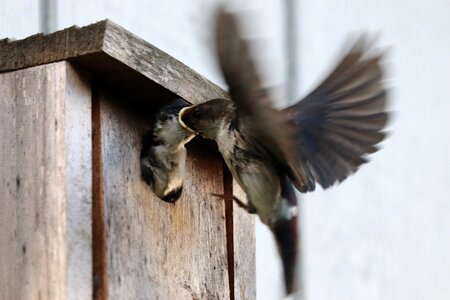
[178,106,198,135]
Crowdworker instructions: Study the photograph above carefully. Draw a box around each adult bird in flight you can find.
[179,8,389,295]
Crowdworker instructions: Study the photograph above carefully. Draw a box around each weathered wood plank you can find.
[1,19,256,298]
[64,63,93,300]
[101,21,228,104]
[0,20,228,105]
[0,62,92,300]
[233,180,256,300]
[95,91,231,299]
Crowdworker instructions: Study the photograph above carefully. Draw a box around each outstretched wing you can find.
[215,8,311,190]
[283,36,389,191]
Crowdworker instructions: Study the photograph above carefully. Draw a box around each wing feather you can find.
[215,8,310,189]
[283,36,390,191]
[216,8,390,192]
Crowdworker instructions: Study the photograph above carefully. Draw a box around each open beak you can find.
[178,106,198,135]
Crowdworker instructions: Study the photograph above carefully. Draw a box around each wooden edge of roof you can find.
[0,20,228,105]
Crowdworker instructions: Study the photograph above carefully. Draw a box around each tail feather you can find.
[272,216,299,295]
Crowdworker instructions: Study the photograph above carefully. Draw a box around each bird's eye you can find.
[192,109,203,117]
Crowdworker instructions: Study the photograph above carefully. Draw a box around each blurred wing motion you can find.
[215,7,389,295]
[283,36,389,191]
[216,8,389,193]
[215,8,311,192]
[216,9,302,294]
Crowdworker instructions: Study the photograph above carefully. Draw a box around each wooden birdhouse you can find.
[0,20,255,300]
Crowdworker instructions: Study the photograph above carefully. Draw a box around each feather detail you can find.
[283,35,390,191]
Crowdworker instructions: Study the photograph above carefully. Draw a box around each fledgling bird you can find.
[179,8,389,295]
[140,98,195,203]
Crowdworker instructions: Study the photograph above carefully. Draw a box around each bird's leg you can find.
[231,195,248,210]
[211,193,257,214]
[246,201,257,214]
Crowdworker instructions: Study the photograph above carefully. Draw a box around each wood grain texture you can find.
[96,91,231,299]
[0,62,92,300]
[64,63,93,300]
[232,180,256,300]
[1,20,256,298]
[92,89,108,300]
[0,20,228,105]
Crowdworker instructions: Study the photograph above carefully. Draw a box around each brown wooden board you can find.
[0,20,228,106]
[232,180,256,300]
[0,62,92,300]
[94,90,232,299]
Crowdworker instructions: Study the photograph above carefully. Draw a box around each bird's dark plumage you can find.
[181,7,390,296]
[216,9,388,193]
[140,98,195,202]
[283,38,388,191]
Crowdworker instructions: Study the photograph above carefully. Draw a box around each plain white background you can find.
[298,1,450,299]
